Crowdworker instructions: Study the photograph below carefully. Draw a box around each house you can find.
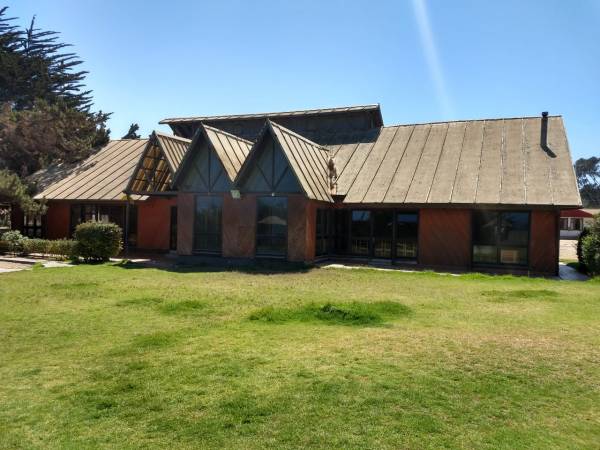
[559,209,592,239]
[559,208,598,238]
[26,105,581,276]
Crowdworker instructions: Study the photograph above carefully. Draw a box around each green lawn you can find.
[1,263,599,449]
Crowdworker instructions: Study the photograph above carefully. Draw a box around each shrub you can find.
[47,239,77,259]
[581,232,600,276]
[22,238,49,255]
[1,230,27,254]
[577,228,590,273]
[579,214,600,276]
[74,221,122,262]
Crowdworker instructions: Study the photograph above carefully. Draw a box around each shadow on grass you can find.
[248,301,412,327]
[113,259,312,275]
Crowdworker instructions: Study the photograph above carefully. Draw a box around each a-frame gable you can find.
[126,132,185,194]
[235,120,334,202]
[173,124,252,193]
[235,126,302,194]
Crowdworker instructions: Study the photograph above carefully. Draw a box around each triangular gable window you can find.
[129,140,173,193]
[178,139,232,193]
[240,134,301,193]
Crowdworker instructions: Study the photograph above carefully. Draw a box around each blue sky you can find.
[7,0,600,159]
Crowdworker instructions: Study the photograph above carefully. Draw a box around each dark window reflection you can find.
[194,196,223,253]
[256,197,288,256]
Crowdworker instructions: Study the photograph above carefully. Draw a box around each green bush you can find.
[47,239,77,259]
[580,214,600,276]
[581,232,600,276]
[1,230,27,254]
[577,228,590,273]
[74,221,122,262]
[22,238,49,255]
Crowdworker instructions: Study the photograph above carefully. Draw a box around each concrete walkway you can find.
[558,262,589,281]
[0,255,72,273]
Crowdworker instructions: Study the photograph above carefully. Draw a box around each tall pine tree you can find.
[0,6,111,213]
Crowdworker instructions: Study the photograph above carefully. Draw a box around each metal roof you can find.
[160,104,382,125]
[327,116,581,207]
[34,139,149,201]
[153,132,190,173]
[173,124,253,186]
[235,120,333,202]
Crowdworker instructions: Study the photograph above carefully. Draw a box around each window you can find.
[350,210,370,255]
[372,210,393,258]
[23,214,43,238]
[472,211,529,266]
[333,210,349,254]
[70,204,125,235]
[256,197,288,257]
[559,218,569,231]
[396,212,418,259]
[194,196,222,253]
[315,209,333,256]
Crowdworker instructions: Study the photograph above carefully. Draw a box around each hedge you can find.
[73,221,122,262]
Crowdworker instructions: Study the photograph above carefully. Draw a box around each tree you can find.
[0,5,112,217]
[0,169,46,215]
[122,123,140,139]
[0,100,110,176]
[574,157,600,207]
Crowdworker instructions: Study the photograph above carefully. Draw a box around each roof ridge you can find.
[268,120,330,154]
[153,130,191,143]
[385,115,562,129]
[202,123,254,145]
[159,104,380,124]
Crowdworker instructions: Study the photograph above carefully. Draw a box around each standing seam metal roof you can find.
[34,139,149,201]
[327,116,580,206]
[172,123,253,186]
[234,120,333,202]
[159,104,381,124]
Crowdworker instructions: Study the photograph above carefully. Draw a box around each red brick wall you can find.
[529,209,559,275]
[223,194,256,258]
[178,192,317,262]
[137,197,177,251]
[177,193,195,255]
[418,208,472,269]
[45,201,71,239]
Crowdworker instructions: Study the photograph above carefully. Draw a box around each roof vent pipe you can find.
[540,111,555,157]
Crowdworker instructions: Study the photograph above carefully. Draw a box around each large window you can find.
[70,204,125,234]
[194,196,222,253]
[350,210,371,255]
[396,212,418,259]
[373,210,393,258]
[315,209,333,256]
[472,211,529,266]
[256,197,288,257]
[23,214,43,238]
[333,210,349,254]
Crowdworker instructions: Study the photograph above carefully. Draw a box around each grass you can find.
[0,263,599,449]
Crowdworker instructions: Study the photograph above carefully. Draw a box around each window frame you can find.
[255,196,288,258]
[193,195,223,255]
[471,210,531,267]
